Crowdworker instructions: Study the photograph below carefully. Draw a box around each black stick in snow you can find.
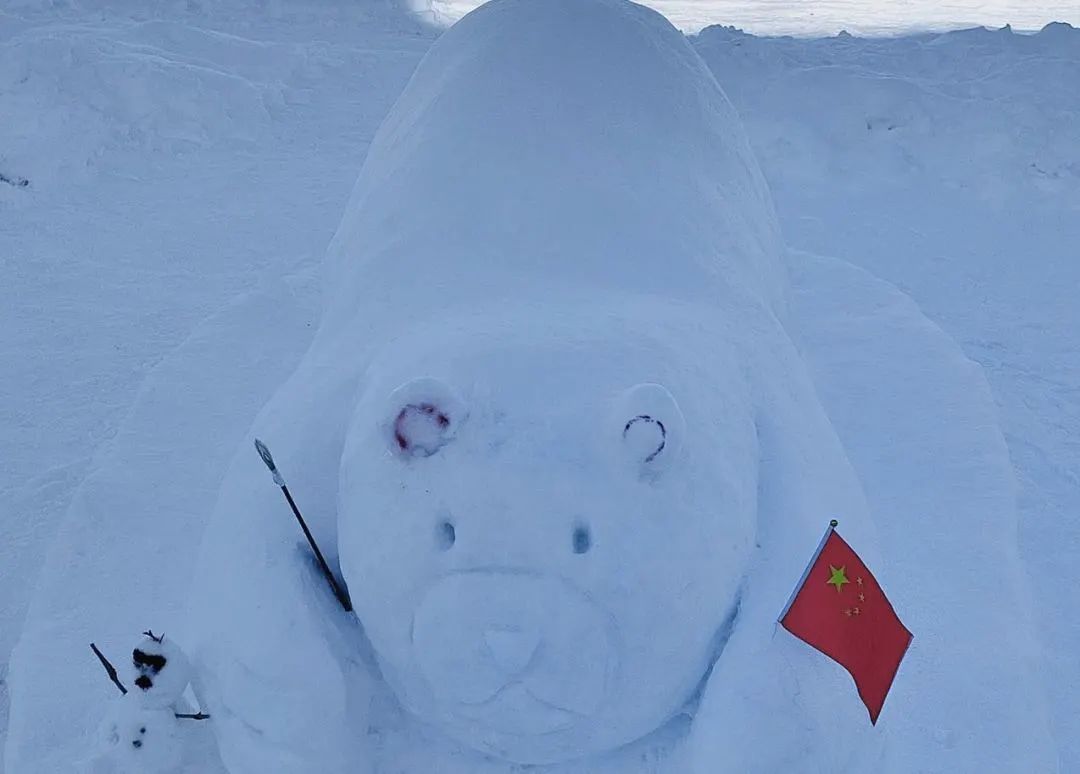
[90,643,128,695]
[254,439,353,612]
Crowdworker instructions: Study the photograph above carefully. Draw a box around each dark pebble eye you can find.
[132,740,143,749]
[140,727,146,734]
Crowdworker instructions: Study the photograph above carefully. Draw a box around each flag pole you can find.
[777,519,839,623]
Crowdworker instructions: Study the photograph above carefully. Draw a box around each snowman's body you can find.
[186,0,1054,772]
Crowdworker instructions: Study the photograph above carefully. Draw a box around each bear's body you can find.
[185,1,1054,772]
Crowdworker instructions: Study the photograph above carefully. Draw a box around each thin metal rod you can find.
[280,483,352,611]
[254,439,352,612]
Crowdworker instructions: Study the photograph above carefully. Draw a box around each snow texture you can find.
[2,0,1076,772]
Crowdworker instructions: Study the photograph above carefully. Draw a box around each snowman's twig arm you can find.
[175,712,211,720]
[90,643,128,695]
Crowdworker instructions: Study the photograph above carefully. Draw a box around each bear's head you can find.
[337,309,758,763]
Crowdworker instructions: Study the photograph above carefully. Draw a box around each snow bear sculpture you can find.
[189,0,881,771]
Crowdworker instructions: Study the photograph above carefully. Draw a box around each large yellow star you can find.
[827,565,849,593]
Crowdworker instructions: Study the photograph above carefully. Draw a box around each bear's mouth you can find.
[459,682,586,734]
[408,568,619,732]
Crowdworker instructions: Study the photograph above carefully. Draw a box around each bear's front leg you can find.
[686,623,880,773]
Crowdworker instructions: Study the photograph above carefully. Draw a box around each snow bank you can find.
[0,6,428,764]
[692,24,1078,765]
[3,279,318,773]
[0,25,275,192]
[787,252,1057,772]
[427,0,1080,34]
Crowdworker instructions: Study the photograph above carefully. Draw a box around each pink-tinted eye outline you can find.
[394,403,451,454]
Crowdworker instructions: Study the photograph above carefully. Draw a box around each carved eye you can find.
[394,403,451,456]
[623,415,667,463]
[614,384,684,472]
[386,378,465,458]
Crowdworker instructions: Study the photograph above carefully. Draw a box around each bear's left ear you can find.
[611,383,685,476]
[383,377,467,458]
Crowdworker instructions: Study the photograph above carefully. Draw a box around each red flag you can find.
[779,524,912,724]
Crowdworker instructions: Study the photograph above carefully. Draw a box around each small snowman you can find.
[127,630,195,711]
[85,631,214,774]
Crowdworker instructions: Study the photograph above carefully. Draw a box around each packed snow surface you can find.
[2,0,1078,772]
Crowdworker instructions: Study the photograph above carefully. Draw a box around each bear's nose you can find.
[482,627,539,675]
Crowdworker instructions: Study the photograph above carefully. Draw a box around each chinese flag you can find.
[779,526,912,724]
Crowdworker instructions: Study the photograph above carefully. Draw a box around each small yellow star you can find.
[856,577,864,587]
[844,608,853,617]
[852,607,861,616]
[858,593,866,603]
[827,565,850,593]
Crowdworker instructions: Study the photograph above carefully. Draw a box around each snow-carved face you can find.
[338,316,759,764]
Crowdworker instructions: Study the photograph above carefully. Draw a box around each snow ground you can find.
[692,26,1080,767]
[0,2,436,766]
[1,0,1078,770]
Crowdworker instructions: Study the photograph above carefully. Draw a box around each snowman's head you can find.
[337,307,758,764]
[130,632,191,709]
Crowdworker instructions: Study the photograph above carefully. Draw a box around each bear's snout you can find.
[409,569,618,734]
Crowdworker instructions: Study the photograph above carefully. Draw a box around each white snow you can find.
[1,0,1077,772]
[423,0,1080,35]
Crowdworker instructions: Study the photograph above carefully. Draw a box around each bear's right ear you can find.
[612,383,685,477]
[383,377,467,458]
